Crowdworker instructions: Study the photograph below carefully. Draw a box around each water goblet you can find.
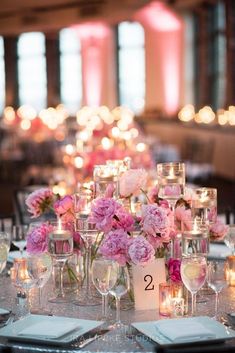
[74,219,100,306]
[157,162,185,211]
[47,221,73,303]
[12,225,29,256]
[180,254,207,316]
[224,225,235,255]
[109,265,130,330]
[91,257,119,320]
[26,253,52,314]
[207,260,227,320]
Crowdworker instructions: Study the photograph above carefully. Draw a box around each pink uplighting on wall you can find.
[135,1,183,115]
[73,22,111,107]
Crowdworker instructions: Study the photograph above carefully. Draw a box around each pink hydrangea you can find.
[54,195,75,222]
[141,204,174,248]
[112,208,135,232]
[128,235,155,266]
[167,258,182,283]
[210,219,228,241]
[175,205,192,231]
[119,169,147,197]
[99,229,129,265]
[26,223,53,254]
[26,188,54,218]
[89,197,121,232]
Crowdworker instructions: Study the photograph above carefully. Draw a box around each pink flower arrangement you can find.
[175,205,192,231]
[26,188,54,218]
[167,258,182,283]
[128,235,155,266]
[54,195,75,222]
[112,208,134,232]
[209,219,228,241]
[99,229,130,265]
[26,222,53,254]
[119,169,147,197]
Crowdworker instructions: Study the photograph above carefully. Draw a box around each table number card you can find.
[132,258,166,311]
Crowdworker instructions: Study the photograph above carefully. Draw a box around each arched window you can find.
[17,32,47,112]
[117,21,145,114]
[59,28,82,115]
[0,37,5,115]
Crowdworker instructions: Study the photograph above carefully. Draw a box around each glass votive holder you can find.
[171,282,188,316]
[74,187,93,219]
[225,255,235,286]
[159,282,172,317]
[192,187,217,224]
[93,164,119,198]
[170,297,185,317]
[182,220,209,256]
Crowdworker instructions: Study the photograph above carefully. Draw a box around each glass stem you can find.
[85,245,92,298]
[58,262,65,298]
[115,296,121,325]
[215,292,219,319]
[191,292,196,316]
[38,286,42,309]
[102,294,108,319]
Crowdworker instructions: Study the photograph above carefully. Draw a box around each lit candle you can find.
[225,256,235,286]
[159,282,172,317]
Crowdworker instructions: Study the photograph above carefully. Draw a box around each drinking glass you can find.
[74,219,100,306]
[91,257,119,320]
[74,188,93,220]
[157,162,185,210]
[207,260,227,320]
[0,232,11,300]
[26,253,52,313]
[47,222,73,303]
[109,265,130,330]
[12,225,29,256]
[224,225,235,255]
[182,220,209,257]
[181,254,207,316]
[192,188,217,224]
[93,164,119,199]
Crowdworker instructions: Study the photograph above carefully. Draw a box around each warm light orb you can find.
[111,127,121,138]
[198,106,215,124]
[136,142,146,152]
[20,119,31,130]
[17,105,37,120]
[3,106,15,123]
[217,109,227,126]
[101,137,113,150]
[65,144,75,155]
[74,156,84,168]
[178,104,195,122]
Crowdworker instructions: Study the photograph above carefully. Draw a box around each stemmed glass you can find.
[47,222,73,303]
[0,232,11,300]
[180,254,207,316]
[207,260,227,320]
[12,225,29,256]
[26,253,52,313]
[91,257,119,320]
[157,162,185,211]
[224,225,235,255]
[109,265,130,330]
[74,219,100,306]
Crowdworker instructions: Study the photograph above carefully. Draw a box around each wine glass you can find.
[91,257,119,320]
[74,219,100,306]
[181,254,207,316]
[224,225,235,255]
[12,225,29,256]
[0,232,11,300]
[26,253,52,313]
[157,162,185,211]
[207,260,227,320]
[47,222,73,303]
[109,265,130,330]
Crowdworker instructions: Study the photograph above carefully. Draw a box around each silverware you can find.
[0,313,15,328]
[71,329,109,348]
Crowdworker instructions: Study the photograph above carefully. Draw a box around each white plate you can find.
[132,316,235,345]
[0,314,103,346]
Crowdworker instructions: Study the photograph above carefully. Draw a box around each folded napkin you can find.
[156,318,216,343]
[18,320,80,339]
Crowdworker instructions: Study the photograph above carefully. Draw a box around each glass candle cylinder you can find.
[170,282,188,316]
[225,255,235,286]
[192,188,217,224]
[182,220,209,256]
[93,164,119,199]
[159,282,172,317]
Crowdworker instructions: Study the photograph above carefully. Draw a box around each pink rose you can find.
[119,169,147,197]
[210,219,228,241]
[26,188,54,218]
[26,223,53,254]
[99,229,129,265]
[89,197,121,232]
[128,235,155,266]
[167,258,182,283]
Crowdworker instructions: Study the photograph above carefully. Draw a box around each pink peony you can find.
[119,169,147,197]
[148,185,159,204]
[54,195,75,222]
[26,223,53,254]
[175,205,192,231]
[89,197,121,232]
[26,188,54,218]
[99,229,129,265]
[167,258,182,283]
[128,235,155,266]
[112,208,135,232]
[210,219,228,241]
